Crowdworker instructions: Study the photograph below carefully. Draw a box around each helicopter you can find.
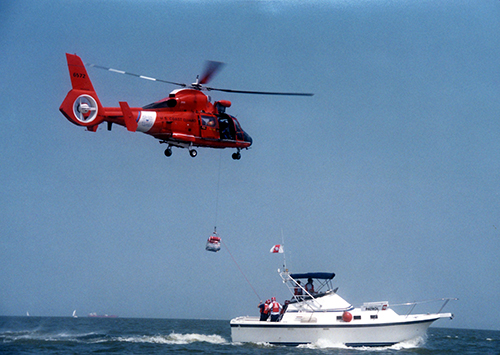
[60,53,313,159]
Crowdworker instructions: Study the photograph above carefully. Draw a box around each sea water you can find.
[1,316,498,354]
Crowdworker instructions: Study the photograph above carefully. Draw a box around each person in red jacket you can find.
[258,299,271,321]
[269,297,282,322]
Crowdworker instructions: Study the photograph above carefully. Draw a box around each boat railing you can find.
[389,298,458,317]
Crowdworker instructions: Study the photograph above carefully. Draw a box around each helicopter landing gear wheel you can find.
[164,146,172,157]
[232,151,241,160]
[189,149,198,158]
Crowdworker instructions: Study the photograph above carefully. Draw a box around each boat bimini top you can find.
[289,272,335,280]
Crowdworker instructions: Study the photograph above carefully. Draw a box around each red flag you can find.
[270,244,284,253]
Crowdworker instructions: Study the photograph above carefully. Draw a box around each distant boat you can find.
[26,311,30,317]
[72,310,78,318]
[88,313,118,318]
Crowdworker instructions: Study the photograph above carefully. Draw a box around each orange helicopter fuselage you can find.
[59,54,252,158]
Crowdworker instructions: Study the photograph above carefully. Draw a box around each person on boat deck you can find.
[258,299,271,321]
[294,280,303,296]
[270,297,282,322]
[305,278,315,294]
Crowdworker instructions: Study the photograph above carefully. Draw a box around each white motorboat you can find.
[230,270,455,347]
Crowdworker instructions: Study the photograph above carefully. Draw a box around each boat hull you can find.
[230,315,443,347]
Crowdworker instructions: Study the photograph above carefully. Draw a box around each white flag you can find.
[270,244,284,253]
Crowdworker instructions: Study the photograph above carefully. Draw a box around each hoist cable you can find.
[213,151,223,230]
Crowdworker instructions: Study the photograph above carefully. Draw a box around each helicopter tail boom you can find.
[60,53,105,130]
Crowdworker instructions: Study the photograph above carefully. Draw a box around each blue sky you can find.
[1,0,499,331]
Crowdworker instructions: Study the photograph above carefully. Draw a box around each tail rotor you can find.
[73,94,99,124]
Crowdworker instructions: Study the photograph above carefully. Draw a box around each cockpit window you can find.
[201,115,216,127]
[230,116,245,140]
[229,116,240,130]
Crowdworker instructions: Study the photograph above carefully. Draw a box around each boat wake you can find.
[298,336,426,350]
[388,336,426,350]
[1,329,228,346]
[297,339,350,350]
[117,332,228,345]
[0,329,102,344]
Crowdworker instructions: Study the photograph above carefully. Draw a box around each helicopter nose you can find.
[244,132,253,145]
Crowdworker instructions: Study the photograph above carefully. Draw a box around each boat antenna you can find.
[281,228,287,271]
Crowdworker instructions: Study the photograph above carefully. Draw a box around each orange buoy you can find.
[342,311,353,322]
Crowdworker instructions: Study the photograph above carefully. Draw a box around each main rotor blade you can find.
[86,62,314,96]
[205,87,314,96]
[199,61,225,85]
[86,63,187,87]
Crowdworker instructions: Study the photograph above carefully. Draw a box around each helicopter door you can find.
[200,114,219,140]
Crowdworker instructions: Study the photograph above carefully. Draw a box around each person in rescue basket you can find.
[258,300,270,321]
[270,297,282,322]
